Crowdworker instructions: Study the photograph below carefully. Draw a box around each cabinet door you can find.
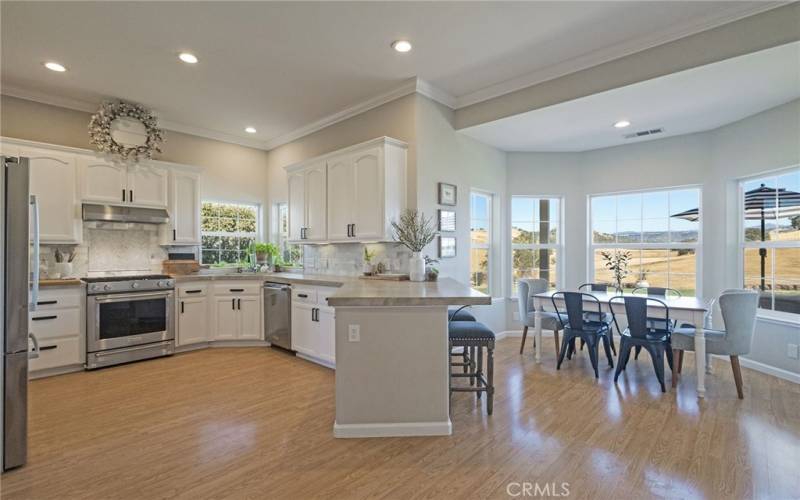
[316,308,335,365]
[24,148,81,243]
[287,171,306,242]
[352,148,384,240]
[291,302,315,356]
[171,171,201,244]
[128,164,168,208]
[80,158,128,204]
[304,164,327,241]
[326,155,353,241]
[213,296,239,341]
[177,297,208,345]
[237,296,262,340]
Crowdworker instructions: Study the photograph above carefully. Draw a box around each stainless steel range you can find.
[84,274,175,369]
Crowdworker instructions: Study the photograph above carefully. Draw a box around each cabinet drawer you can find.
[35,288,83,310]
[292,287,317,304]
[30,336,82,372]
[213,282,261,296]
[178,283,207,297]
[30,308,81,341]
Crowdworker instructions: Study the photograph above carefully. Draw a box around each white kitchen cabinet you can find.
[316,308,335,365]
[285,137,406,244]
[287,162,327,243]
[22,147,82,244]
[163,169,201,245]
[290,285,335,367]
[127,164,169,208]
[80,157,168,208]
[210,282,263,341]
[29,287,85,375]
[291,302,316,356]
[177,283,209,346]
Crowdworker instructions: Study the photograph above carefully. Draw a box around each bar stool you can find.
[448,306,477,382]
[448,321,495,415]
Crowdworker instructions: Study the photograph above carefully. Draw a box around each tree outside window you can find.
[201,202,259,266]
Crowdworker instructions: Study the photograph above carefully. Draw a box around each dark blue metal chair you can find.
[578,283,621,355]
[609,296,674,392]
[630,287,680,359]
[552,292,614,378]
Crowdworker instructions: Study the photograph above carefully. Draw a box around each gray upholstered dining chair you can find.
[517,279,562,356]
[670,289,759,399]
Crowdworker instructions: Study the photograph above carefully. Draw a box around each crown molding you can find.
[454,1,789,108]
[415,79,457,109]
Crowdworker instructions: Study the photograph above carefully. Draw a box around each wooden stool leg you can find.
[519,326,528,354]
[677,350,684,373]
[486,345,494,415]
[476,346,483,399]
[671,349,680,388]
[553,329,560,359]
[730,355,744,399]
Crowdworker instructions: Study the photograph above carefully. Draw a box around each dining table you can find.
[531,290,714,398]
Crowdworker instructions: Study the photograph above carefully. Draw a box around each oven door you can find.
[87,291,174,352]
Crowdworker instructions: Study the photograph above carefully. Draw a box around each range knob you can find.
[131,282,140,289]
[103,284,112,291]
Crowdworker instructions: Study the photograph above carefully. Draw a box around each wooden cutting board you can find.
[359,274,410,281]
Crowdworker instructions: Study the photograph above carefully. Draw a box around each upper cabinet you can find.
[162,169,201,245]
[286,137,407,244]
[80,157,168,209]
[287,162,327,243]
[22,147,82,244]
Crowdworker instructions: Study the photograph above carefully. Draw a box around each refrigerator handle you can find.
[28,332,40,359]
[30,195,41,312]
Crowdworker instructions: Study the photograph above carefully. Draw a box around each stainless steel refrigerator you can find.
[2,155,40,471]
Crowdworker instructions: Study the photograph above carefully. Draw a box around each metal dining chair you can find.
[577,283,621,355]
[552,292,614,378]
[517,279,562,356]
[610,295,674,393]
[670,289,758,399]
[630,286,681,359]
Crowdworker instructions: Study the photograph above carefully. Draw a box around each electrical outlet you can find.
[788,344,799,360]
[348,324,360,342]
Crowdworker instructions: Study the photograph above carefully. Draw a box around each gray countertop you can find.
[173,272,489,307]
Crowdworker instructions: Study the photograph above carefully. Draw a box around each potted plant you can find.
[363,247,376,275]
[600,250,632,292]
[391,209,437,282]
[250,242,279,268]
[425,255,439,282]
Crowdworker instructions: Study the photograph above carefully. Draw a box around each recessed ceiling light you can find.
[43,61,67,72]
[245,127,257,134]
[178,52,198,64]
[614,120,631,129]
[391,40,412,53]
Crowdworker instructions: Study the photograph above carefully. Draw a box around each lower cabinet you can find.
[176,281,263,345]
[177,296,209,345]
[29,287,84,374]
[291,286,335,366]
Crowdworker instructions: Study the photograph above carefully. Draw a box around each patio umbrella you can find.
[671,183,800,290]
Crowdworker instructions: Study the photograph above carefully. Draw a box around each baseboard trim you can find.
[176,340,270,353]
[296,352,335,370]
[497,330,555,339]
[29,364,84,379]
[712,355,800,384]
[333,419,452,438]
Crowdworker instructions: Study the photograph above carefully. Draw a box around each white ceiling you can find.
[461,41,800,152]
[0,1,783,149]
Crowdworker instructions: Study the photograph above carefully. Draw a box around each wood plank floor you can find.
[2,339,799,499]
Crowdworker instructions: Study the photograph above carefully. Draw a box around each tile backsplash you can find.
[302,243,412,276]
[40,222,196,278]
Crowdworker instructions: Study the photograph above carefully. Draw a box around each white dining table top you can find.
[532,290,711,312]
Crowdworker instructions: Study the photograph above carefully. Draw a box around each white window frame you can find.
[470,190,493,295]
[587,185,703,297]
[273,202,303,268]
[510,195,564,296]
[200,200,261,266]
[737,166,800,321]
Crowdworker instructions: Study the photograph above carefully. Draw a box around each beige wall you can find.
[0,95,271,237]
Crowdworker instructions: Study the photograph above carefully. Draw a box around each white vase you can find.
[53,262,73,279]
[409,252,426,282]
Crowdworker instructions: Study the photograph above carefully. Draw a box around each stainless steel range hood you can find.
[82,203,170,224]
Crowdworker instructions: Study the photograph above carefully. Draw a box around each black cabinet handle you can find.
[237,298,241,310]
[122,189,126,202]
[351,224,356,237]
[297,293,308,298]
[40,345,58,351]
[311,308,316,322]
[37,300,57,305]
[185,290,202,294]
[232,298,235,310]
[130,190,134,203]
[173,229,176,241]
[229,288,244,293]
[181,301,185,314]
[32,315,57,321]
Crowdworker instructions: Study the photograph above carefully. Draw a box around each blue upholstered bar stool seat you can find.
[448,321,495,415]
[448,307,477,322]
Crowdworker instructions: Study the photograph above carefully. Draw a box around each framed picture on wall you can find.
[438,182,457,206]
[439,236,456,258]
[438,209,456,232]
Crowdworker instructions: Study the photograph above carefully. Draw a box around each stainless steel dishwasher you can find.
[263,283,292,350]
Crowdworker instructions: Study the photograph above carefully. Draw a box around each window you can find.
[511,196,561,293]
[589,188,700,296]
[470,192,492,294]
[740,169,800,316]
[201,201,259,266]
[276,203,302,267]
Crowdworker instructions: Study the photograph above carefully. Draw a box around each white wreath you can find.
[88,101,164,161]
